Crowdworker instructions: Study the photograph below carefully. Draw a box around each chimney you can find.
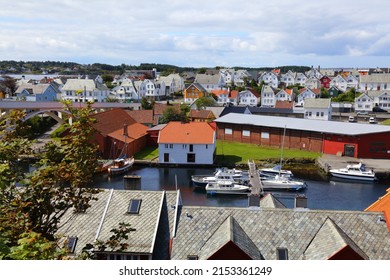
[295,194,307,208]
[248,193,260,207]
[123,124,128,137]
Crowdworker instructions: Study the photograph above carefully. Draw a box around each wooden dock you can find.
[247,160,264,196]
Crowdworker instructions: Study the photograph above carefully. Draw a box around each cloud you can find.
[1,0,390,67]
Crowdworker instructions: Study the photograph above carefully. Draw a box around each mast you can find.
[279,125,287,176]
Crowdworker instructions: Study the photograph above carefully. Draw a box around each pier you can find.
[247,160,264,196]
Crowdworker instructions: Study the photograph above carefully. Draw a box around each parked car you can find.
[356,111,369,115]
[373,107,388,113]
[348,116,356,122]
[369,117,376,124]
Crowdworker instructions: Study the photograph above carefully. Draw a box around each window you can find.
[242,130,250,137]
[128,199,142,214]
[189,144,193,152]
[187,255,198,260]
[67,236,78,254]
[321,112,324,117]
[225,128,232,135]
[182,144,187,149]
[261,132,269,139]
[169,144,173,149]
[276,248,288,260]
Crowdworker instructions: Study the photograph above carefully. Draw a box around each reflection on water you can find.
[93,166,389,211]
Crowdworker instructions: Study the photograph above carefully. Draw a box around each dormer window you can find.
[67,236,78,254]
[276,247,288,260]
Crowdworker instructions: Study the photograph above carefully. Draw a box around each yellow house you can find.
[184,82,208,103]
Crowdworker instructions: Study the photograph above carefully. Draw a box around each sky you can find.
[1,0,390,68]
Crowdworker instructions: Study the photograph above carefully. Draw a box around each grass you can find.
[380,119,390,125]
[215,140,321,166]
[134,146,158,160]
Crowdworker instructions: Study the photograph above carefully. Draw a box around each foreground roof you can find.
[171,206,390,260]
[158,121,216,144]
[215,113,390,136]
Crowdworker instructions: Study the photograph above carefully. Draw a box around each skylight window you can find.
[128,199,142,214]
[67,236,78,254]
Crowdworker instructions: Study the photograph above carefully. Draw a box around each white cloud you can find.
[1,0,390,67]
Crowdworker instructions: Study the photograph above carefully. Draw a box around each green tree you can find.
[0,102,101,259]
[159,106,188,124]
[140,97,154,109]
[195,96,216,109]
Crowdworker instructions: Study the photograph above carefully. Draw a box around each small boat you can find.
[205,180,251,195]
[261,175,307,191]
[191,168,249,187]
[259,165,293,177]
[329,162,376,181]
[108,157,134,176]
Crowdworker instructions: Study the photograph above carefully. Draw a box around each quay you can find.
[247,159,264,197]
[317,154,390,180]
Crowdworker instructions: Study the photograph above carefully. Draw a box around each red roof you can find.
[92,108,137,136]
[189,109,215,120]
[126,109,154,124]
[107,123,149,143]
[275,101,294,109]
[211,89,229,96]
[229,90,239,98]
[158,121,215,144]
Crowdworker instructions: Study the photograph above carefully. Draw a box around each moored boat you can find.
[108,157,134,176]
[259,165,293,177]
[329,162,376,181]
[261,175,307,191]
[191,167,249,187]
[205,180,251,195]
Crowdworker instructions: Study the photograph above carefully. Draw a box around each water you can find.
[93,166,389,211]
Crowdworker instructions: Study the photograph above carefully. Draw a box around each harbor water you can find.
[93,166,390,211]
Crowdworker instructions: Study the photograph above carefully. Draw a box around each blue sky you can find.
[1,0,390,68]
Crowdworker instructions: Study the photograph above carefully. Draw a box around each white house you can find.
[296,88,318,106]
[374,90,390,110]
[305,77,321,89]
[238,89,260,106]
[359,74,390,91]
[110,78,139,102]
[211,89,230,105]
[158,121,216,165]
[295,72,308,87]
[355,92,374,112]
[345,74,359,90]
[305,67,323,79]
[330,75,348,92]
[280,70,296,87]
[15,83,60,101]
[275,89,294,102]
[61,79,110,102]
[260,85,277,107]
[258,71,279,88]
[137,79,166,100]
[303,98,332,121]
[195,73,225,93]
[157,73,185,97]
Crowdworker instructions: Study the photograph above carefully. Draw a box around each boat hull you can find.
[261,179,307,191]
[329,171,376,182]
[108,158,134,176]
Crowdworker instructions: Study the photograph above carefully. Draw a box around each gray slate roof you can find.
[260,193,287,209]
[195,73,221,85]
[303,98,331,109]
[171,206,390,260]
[360,74,390,83]
[58,189,178,259]
[214,113,390,136]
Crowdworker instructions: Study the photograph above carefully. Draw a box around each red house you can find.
[320,75,332,89]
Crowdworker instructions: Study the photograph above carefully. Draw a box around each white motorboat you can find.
[205,180,251,195]
[329,162,376,181]
[191,168,249,187]
[261,175,307,191]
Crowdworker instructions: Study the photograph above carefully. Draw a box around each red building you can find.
[320,75,332,89]
[215,113,390,159]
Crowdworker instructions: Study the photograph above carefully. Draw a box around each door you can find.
[164,153,169,162]
[344,144,355,157]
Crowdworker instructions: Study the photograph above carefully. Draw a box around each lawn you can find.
[134,146,158,160]
[215,140,321,165]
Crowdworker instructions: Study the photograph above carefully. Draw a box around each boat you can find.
[108,156,134,175]
[107,124,134,176]
[205,180,251,195]
[261,175,307,191]
[259,165,293,177]
[191,168,249,187]
[329,162,376,181]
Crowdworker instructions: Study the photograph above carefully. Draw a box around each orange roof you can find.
[275,100,294,109]
[211,89,229,96]
[312,89,321,95]
[158,121,215,144]
[229,90,239,98]
[189,109,215,119]
[107,123,149,143]
[285,89,293,95]
[365,188,390,231]
[92,108,137,136]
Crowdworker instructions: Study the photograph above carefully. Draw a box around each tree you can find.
[0,102,101,259]
[140,97,154,109]
[159,107,188,124]
[195,96,216,109]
